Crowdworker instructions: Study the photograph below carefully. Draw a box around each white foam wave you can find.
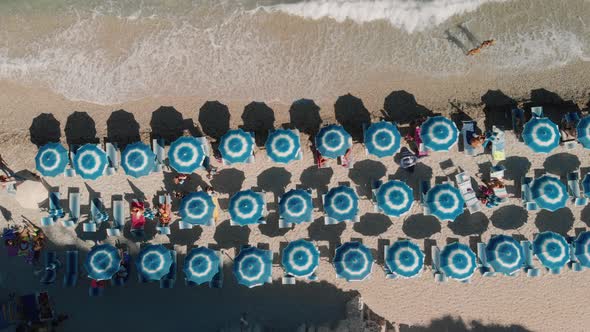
[261,0,506,32]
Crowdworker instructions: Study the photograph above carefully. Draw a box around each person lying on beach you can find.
[341,148,353,168]
[173,173,190,185]
[398,147,418,173]
[468,134,487,148]
[205,186,220,223]
[560,119,577,142]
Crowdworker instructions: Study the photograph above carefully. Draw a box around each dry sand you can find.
[0,77,589,331]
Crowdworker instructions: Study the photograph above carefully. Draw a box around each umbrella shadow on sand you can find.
[490,205,528,230]
[353,213,392,236]
[399,315,530,332]
[382,90,433,126]
[447,211,489,236]
[241,102,275,146]
[198,101,231,140]
[65,112,99,146]
[402,214,441,239]
[150,106,185,142]
[307,217,345,243]
[348,160,387,198]
[289,99,322,136]
[535,209,574,235]
[334,93,371,142]
[29,113,61,147]
[167,223,202,246]
[481,90,516,131]
[210,169,245,195]
[106,110,140,149]
[257,167,292,196]
[543,153,580,177]
[214,220,251,249]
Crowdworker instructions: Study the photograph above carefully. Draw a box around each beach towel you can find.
[131,201,146,229]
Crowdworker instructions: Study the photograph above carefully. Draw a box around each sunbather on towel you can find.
[206,186,220,223]
[158,204,172,226]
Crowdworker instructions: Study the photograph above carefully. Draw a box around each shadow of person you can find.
[481,90,516,131]
[150,106,184,142]
[106,110,140,149]
[382,90,432,125]
[64,111,98,146]
[198,101,230,140]
[289,99,322,136]
[29,113,61,147]
[241,102,275,146]
[334,93,370,142]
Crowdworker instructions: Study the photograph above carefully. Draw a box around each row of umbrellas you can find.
[85,231,590,287]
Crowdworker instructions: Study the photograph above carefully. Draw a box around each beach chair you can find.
[130,200,146,237]
[521,240,540,277]
[461,121,477,156]
[531,106,544,118]
[105,142,119,175]
[209,251,224,288]
[490,165,506,180]
[160,250,177,289]
[431,246,447,283]
[178,220,194,230]
[371,180,384,213]
[281,275,296,285]
[476,243,496,277]
[62,191,80,228]
[488,126,506,161]
[107,198,124,237]
[246,132,256,164]
[382,244,397,279]
[64,145,80,177]
[521,177,538,211]
[40,251,59,285]
[420,181,432,216]
[156,194,172,235]
[152,138,165,172]
[511,108,525,140]
[455,172,482,214]
[42,191,64,226]
[63,250,78,287]
[568,171,588,206]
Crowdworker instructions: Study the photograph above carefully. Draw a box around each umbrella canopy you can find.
[385,240,424,278]
[364,121,401,158]
[334,242,373,281]
[439,242,477,281]
[530,175,568,212]
[136,244,173,281]
[35,143,68,177]
[577,116,590,149]
[167,136,206,173]
[14,178,47,210]
[183,247,220,285]
[522,117,560,154]
[420,116,459,152]
[279,189,313,224]
[179,192,215,225]
[424,183,465,222]
[315,125,352,159]
[219,129,254,164]
[121,142,156,178]
[323,186,359,222]
[533,231,569,271]
[281,239,320,278]
[375,180,414,217]
[265,129,301,164]
[73,144,108,180]
[573,231,590,268]
[84,244,121,281]
[233,246,272,288]
[229,190,265,226]
[485,235,524,275]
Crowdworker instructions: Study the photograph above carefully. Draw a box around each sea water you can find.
[0,0,588,105]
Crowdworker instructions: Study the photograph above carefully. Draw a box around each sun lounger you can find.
[152,138,165,172]
[42,191,64,227]
[490,165,506,180]
[160,250,177,289]
[63,250,78,287]
[568,171,588,206]
[521,177,538,211]
[209,251,224,288]
[455,172,482,214]
[521,240,540,277]
[105,142,119,175]
[282,275,296,285]
[431,246,447,283]
[64,145,79,177]
[531,106,544,118]
[511,108,525,140]
[383,245,397,279]
[420,181,432,216]
[178,220,194,230]
[62,192,80,228]
[461,121,477,156]
[476,243,496,277]
[489,126,506,161]
[40,251,59,285]
[107,198,124,237]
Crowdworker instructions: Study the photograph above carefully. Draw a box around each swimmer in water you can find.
[466,39,495,56]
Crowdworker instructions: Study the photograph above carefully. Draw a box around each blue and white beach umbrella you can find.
[425,183,465,222]
[522,117,560,154]
[265,129,301,164]
[576,116,590,149]
[282,239,320,278]
[375,180,414,217]
[84,244,121,281]
[315,125,352,159]
[136,244,173,281]
[121,142,156,178]
[485,235,524,275]
[219,129,254,164]
[279,189,313,224]
[35,143,68,177]
[385,240,424,278]
[420,116,459,152]
[439,242,477,281]
[334,242,373,281]
[233,246,272,288]
[183,247,220,285]
[179,192,215,225]
[364,121,401,158]
[530,175,568,212]
[533,231,569,272]
[73,144,108,180]
[229,190,265,226]
[573,231,590,269]
[323,186,359,222]
[168,136,205,173]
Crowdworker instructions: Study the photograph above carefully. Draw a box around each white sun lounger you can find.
[476,242,496,277]
[420,181,432,216]
[568,171,588,206]
[455,172,482,214]
[461,121,477,156]
[152,138,165,172]
[42,191,63,226]
[107,198,124,237]
[521,240,540,277]
[178,220,194,230]
[63,250,79,287]
[431,246,447,283]
[490,126,506,161]
[63,192,80,228]
[531,106,544,118]
[371,180,383,213]
[105,142,119,175]
[521,177,538,211]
